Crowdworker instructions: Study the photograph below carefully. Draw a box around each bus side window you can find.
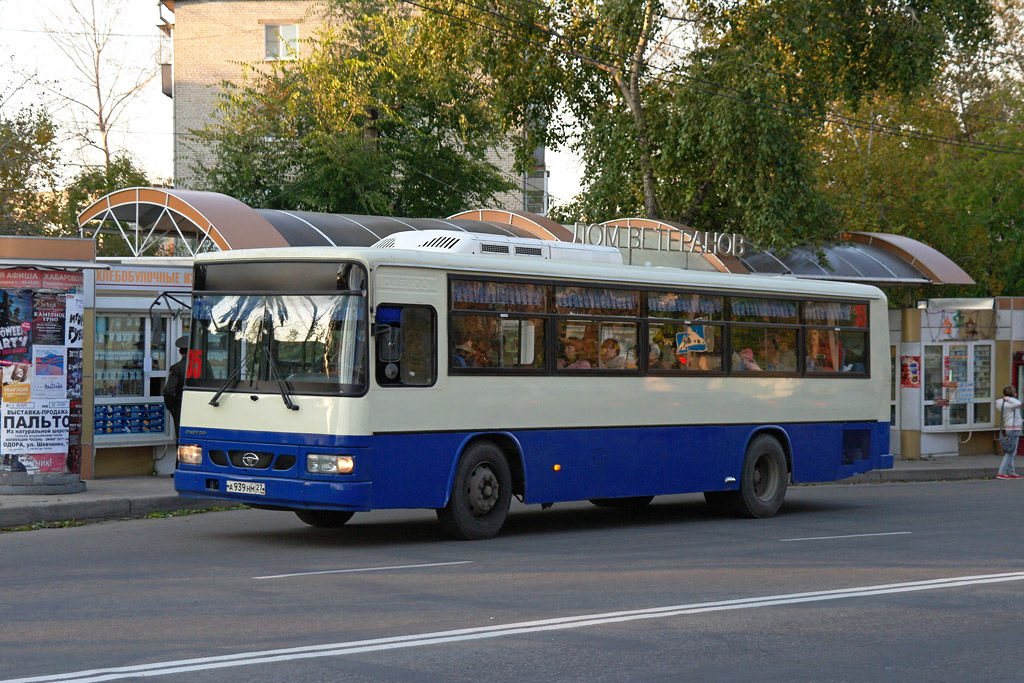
[376,305,437,387]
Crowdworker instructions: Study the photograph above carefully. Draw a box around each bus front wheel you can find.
[705,435,787,518]
[437,441,512,540]
[295,510,355,527]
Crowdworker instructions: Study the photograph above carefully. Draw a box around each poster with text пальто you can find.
[1,400,70,473]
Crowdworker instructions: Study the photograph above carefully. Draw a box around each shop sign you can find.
[96,265,192,291]
[572,223,747,257]
[0,270,83,290]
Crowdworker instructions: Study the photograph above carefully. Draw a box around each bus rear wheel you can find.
[437,441,512,540]
[705,435,787,518]
[295,510,355,527]
[589,496,654,508]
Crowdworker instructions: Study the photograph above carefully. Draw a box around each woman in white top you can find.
[995,384,1021,479]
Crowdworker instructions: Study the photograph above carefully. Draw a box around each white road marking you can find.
[779,531,913,542]
[253,561,473,580]
[7,571,1024,683]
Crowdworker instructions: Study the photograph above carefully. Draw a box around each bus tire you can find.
[436,441,512,540]
[294,510,355,527]
[731,434,788,518]
[589,496,654,508]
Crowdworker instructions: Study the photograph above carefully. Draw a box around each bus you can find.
[173,230,893,539]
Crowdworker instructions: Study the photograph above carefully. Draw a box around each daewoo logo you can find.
[241,452,260,467]
[184,429,207,435]
[379,276,432,291]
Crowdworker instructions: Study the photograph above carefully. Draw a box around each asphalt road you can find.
[1,480,1023,682]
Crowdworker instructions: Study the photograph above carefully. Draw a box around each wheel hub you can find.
[466,464,500,516]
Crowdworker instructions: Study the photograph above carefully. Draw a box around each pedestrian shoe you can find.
[996,474,1016,479]
[1010,474,1023,479]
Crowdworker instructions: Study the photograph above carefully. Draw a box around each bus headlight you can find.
[177,444,203,465]
[307,454,354,474]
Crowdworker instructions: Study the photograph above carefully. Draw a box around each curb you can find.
[843,468,992,484]
[0,495,218,529]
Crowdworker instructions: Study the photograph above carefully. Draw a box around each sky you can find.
[0,0,581,204]
[0,0,174,183]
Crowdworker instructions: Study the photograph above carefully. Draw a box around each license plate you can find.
[225,480,265,496]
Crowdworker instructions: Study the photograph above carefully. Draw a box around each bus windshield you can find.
[187,293,367,396]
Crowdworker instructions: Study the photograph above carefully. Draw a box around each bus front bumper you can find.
[174,470,373,511]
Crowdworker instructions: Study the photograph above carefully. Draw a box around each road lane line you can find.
[8,571,1024,683]
[253,560,473,579]
[779,531,913,542]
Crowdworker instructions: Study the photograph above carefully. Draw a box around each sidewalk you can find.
[0,455,1013,530]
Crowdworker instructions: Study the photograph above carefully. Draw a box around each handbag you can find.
[998,398,1018,452]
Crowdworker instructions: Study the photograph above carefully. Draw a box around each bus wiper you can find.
[263,344,300,411]
[208,364,243,407]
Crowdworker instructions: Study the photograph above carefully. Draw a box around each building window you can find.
[265,24,299,60]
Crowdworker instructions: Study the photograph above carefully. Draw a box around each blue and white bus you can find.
[174,230,893,539]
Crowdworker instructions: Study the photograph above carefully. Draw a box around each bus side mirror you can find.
[376,324,402,363]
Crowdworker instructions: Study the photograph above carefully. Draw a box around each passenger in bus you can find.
[453,340,482,368]
[557,338,591,369]
[767,337,796,372]
[733,347,762,371]
[649,344,670,369]
[599,338,626,369]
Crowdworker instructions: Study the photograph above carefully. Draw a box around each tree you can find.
[448,0,993,247]
[61,153,148,235]
[0,96,61,235]
[40,0,157,171]
[192,0,513,217]
[812,0,1024,295]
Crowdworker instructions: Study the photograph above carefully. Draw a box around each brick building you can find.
[157,0,549,213]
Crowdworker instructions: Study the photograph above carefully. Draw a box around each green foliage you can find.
[2,519,86,533]
[812,1,1024,295]
[144,504,247,519]
[0,106,61,235]
[192,1,514,217]
[470,0,993,248]
[62,154,149,238]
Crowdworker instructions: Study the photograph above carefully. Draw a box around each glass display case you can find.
[922,341,994,431]
[94,314,183,444]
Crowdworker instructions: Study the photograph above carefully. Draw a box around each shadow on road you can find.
[208,492,865,548]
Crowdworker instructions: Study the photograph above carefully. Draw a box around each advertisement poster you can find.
[67,400,82,474]
[1,363,31,403]
[901,356,921,388]
[1,400,70,473]
[0,289,33,365]
[32,292,65,345]
[65,293,84,349]
[32,345,67,399]
[66,348,83,400]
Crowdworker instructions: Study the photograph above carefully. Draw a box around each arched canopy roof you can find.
[736,232,974,286]
[77,189,973,287]
[255,210,541,247]
[77,188,542,256]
